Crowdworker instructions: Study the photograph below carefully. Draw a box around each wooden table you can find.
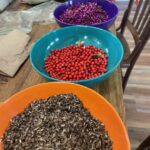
[0,0,125,121]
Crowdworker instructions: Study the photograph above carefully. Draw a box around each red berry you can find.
[44,44,108,81]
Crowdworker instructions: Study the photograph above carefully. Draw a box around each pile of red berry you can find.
[44,44,108,81]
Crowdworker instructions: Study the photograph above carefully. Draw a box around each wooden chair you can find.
[116,0,150,92]
[136,136,150,150]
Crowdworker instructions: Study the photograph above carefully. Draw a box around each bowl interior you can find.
[30,26,123,81]
[0,82,130,150]
[54,0,118,25]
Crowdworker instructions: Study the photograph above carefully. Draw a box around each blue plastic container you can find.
[54,0,119,29]
[30,26,123,87]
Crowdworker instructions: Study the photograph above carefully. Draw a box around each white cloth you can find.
[0,30,30,77]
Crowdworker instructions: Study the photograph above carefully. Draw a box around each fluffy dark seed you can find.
[2,93,112,150]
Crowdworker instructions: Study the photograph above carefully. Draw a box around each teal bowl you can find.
[30,26,123,87]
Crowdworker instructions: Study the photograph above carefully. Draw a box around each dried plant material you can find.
[59,2,109,25]
[2,93,112,150]
[92,52,104,59]
[76,40,84,46]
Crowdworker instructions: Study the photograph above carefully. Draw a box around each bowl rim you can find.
[0,82,130,150]
[30,25,124,83]
[53,0,119,26]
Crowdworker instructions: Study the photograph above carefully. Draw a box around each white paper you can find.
[0,30,30,77]
[0,0,13,12]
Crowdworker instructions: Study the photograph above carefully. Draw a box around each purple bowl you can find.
[54,0,119,29]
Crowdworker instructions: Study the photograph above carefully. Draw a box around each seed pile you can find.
[59,2,109,25]
[2,93,112,150]
[45,44,108,80]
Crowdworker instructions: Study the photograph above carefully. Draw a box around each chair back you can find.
[117,0,150,91]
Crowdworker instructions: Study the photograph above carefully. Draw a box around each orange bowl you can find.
[0,82,130,150]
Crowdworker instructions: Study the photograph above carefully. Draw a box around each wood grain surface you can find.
[0,0,125,122]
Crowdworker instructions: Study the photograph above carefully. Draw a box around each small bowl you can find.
[0,82,130,150]
[54,0,119,29]
[30,25,123,87]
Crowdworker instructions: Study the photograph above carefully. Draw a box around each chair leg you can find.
[122,29,150,92]
[122,64,133,92]
[136,136,150,150]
